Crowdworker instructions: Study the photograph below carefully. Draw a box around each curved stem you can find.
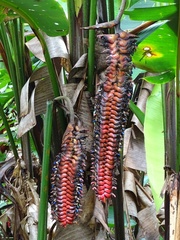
[54,96,75,125]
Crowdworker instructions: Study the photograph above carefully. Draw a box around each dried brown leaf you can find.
[34,77,54,116]
[17,89,36,137]
[93,199,110,233]
[136,205,159,240]
[124,126,146,172]
[131,80,154,132]
[62,84,93,152]
[124,171,138,219]
[136,185,154,208]
[25,37,44,62]
[68,53,87,80]
[79,187,95,225]
[54,223,94,240]
[168,174,179,240]
[26,35,70,72]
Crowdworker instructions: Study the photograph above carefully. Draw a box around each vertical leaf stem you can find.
[67,0,77,66]
[82,0,90,53]
[107,0,114,34]
[0,22,20,114]
[176,3,180,171]
[87,0,97,93]
[0,105,19,160]
[38,101,53,240]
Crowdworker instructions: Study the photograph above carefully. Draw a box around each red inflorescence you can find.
[50,121,86,227]
[91,30,136,202]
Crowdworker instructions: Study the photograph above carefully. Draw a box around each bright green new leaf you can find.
[124,5,177,21]
[0,91,14,106]
[133,22,177,73]
[0,69,11,89]
[0,0,69,36]
[144,85,164,210]
[143,70,175,84]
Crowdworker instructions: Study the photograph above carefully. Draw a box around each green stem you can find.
[107,0,114,34]
[176,3,180,171]
[0,1,66,132]
[87,0,97,93]
[82,0,90,53]
[8,19,25,97]
[67,0,77,66]
[38,101,53,240]
[0,105,19,160]
[0,22,20,114]
[129,100,145,126]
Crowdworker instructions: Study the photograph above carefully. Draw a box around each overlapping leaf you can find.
[0,0,69,36]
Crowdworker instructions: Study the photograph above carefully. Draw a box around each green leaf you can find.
[0,0,69,36]
[0,152,6,162]
[153,0,175,2]
[143,70,175,84]
[133,22,177,72]
[136,21,166,44]
[129,100,145,126]
[144,85,164,210]
[74,0,82,17]
[108,206,114,228]
[0,6,6,23]
[0,91,14,106]
[124,5,177,21]
[0,69,11,90]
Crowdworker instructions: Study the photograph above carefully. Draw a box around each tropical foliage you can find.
[0,0,179,239]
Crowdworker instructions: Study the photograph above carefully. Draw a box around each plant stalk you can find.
[107,0,114,34]
[38,101,53,240]
[0,22,20,114]
[87,0,97,93]
[176,2,180,171]
[0,105,19,160]
[112,152,125,240]
[82,0,90,53]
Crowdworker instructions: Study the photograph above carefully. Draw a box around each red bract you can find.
[91,30,136,202]
[50,122,87,227]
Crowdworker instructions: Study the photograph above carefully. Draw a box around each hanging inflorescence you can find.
[50,121,87,227]
[91,30,136,202]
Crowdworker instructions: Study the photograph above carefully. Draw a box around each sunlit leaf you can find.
[133,22,177,72]
[143,70,175,84]
[136,21,166,44]
[144,85,164,210]
[0,0,69,36]
[125,5,177,21]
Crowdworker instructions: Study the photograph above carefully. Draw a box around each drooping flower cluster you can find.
[91,31,136,202]
[50,122,86,227]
